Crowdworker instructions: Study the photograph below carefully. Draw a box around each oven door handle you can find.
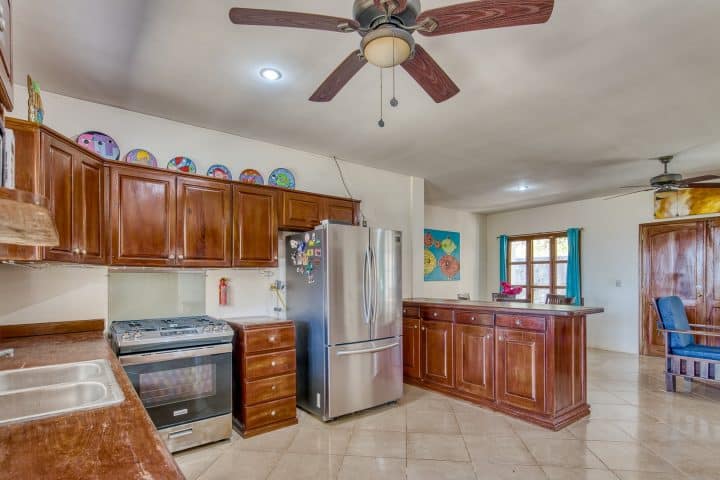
[119,343,232,366]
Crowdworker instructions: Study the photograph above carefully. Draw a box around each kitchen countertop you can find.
[223,316,291,327]
[404,298,604,316]
[0,331,184,480]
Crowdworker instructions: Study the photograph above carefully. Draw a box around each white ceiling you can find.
[14,0,720,212]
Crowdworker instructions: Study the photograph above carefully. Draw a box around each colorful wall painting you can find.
[655,188,720,219]
[424,228,460,281]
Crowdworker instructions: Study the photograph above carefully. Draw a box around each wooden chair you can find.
[492,293,530,303]
[653,296,720,392]
[545,294,574,305]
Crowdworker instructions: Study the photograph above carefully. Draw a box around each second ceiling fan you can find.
[229,0,555,103]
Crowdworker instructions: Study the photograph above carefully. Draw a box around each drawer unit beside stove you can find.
[230,320,298,437]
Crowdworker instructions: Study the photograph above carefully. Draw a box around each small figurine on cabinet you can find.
[27,75,45,124]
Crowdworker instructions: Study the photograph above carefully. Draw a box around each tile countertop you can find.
[404,298,604,316]
[0,331,184,480]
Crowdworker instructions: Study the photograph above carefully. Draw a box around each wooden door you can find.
[73,153,105,265]
[496,328,546,413]
[177,177,232,267]
[233,185,278,267]
[421,320,454,387]
[455,324,494,400]
[640,221,705,355]
[706,220,720,346]
[403,318,421,379]
[280,191,322,230]
[41,133,76,262]
[110,166,176,266]
[325,198,357,225]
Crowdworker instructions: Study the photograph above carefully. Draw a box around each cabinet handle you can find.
[515,319,521,326]
[271,361,276,367]
[271,385,277,391]
[168,254,175,260]
[269,336,276,342]
[498,336,503,341]
[433,312,438,317]
[72,248,80,254]
[178,254,184,260]
[0,19,5,33]
[421,327,425,331]
[271,410,277,416]
[471,316,476,321]
[81,249,87,255]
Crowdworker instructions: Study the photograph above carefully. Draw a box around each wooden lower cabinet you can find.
[421,320,454,388]
[495,327,546,413]
[402,318,421,379]
[455,324,494,401]
[228,319,298,438]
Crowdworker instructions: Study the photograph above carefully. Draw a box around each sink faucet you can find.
[0,348,14,358]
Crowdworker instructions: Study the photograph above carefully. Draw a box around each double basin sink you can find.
[0,359,125,425]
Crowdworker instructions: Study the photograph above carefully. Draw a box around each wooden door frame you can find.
[638,218,708,356]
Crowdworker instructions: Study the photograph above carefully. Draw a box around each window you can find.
[508,232,572,303]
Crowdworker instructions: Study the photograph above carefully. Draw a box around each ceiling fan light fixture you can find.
[259,68,282,81]
[361,27,413,68]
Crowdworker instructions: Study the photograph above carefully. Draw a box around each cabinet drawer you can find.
[455,311,493,326]
[402,306,419,318]
[245,326,295,353]
[420,307,453,322]
[244,350,296,380]
[496,314,546,332]
[243,397,296,430]
[244,373,296,406]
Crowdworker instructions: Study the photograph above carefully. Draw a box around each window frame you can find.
[506,231,574,303]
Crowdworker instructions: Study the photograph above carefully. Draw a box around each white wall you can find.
[422,205,485,300]
[485,193,655,354]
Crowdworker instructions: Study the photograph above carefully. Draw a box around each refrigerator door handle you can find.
[335,342,400,356]
[362,249,370,324]
[369,247,378,325]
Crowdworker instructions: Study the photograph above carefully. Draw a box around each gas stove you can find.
[110,316,234,354]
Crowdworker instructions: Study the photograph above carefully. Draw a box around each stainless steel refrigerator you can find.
[286,222,402,421]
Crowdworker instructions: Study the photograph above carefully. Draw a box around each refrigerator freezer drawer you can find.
[326,337,402,419]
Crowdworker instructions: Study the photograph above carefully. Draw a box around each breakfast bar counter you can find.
[402,298,604,430]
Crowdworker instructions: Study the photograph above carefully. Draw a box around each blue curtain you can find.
[499,235,509,289]
[566,228,581,305]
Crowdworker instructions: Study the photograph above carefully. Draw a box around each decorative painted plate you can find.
[124,148,158,167]
[239,168,264,185]
[76,131,120,160]
[268,168,295,189]
[207,164,232,180]
[167,156,197,173]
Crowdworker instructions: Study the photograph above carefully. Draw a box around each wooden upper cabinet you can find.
[495,327,546,413]
[110,166,176,266]
[73,153,105,264]
[0,0,12,111]
[325,198,358,225]
[455,324,494,400]
[280,191,323,230]
[177,177,232,267]
[421,320,454,388]
[705,220,720,347]
[41,134,75,262]
[403,318,421,379]
[233,185,278,267]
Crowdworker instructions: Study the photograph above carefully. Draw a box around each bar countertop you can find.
[404,298,604,316]
[0,330,184,480]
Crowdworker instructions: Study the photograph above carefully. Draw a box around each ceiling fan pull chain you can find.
[390,30,399,108]
[378,68,385,128]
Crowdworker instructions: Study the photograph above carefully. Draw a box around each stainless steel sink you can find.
[0,359,124,425]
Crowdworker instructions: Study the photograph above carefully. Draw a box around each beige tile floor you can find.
[175,349,720,480]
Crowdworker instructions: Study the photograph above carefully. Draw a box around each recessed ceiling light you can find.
[259,68,282,81]
[518,185,530,191]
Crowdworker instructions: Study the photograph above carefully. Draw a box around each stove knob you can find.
[134,332,142,339]
[122,333,131,341]
[213,326,221,332]
[205,326,213,333]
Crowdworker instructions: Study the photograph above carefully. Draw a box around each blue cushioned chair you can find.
[654,296,720,391]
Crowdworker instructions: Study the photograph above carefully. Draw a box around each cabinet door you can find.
[233,185,278,267]
[325,198,357,225]
[403,318,421,379]
[73,153,105,265]
[496,328,546,413]
[706,220,720,346]
[177,177,232,267]
[41,134,76,262]
[0,0,12,111]
[110,166,176,266]
[455,324,494,400]
[280,191,322,230]
[421,320,454,387]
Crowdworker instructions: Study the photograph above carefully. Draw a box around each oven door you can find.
[120,343,232,429]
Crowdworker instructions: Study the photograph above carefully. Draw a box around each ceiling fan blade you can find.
[417,0,554,37]
[229,8,359,32]
[309,51,367,102]
[401,45,460,103]
[619,185,650,189]
[681,174,720,184]
[684,183,720,189]
[604,188,656,200]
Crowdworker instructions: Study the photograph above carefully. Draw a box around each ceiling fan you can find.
[605,155,720,200]
[229,0,555,104]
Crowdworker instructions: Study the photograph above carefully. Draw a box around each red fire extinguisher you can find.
[219,278,229,306]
